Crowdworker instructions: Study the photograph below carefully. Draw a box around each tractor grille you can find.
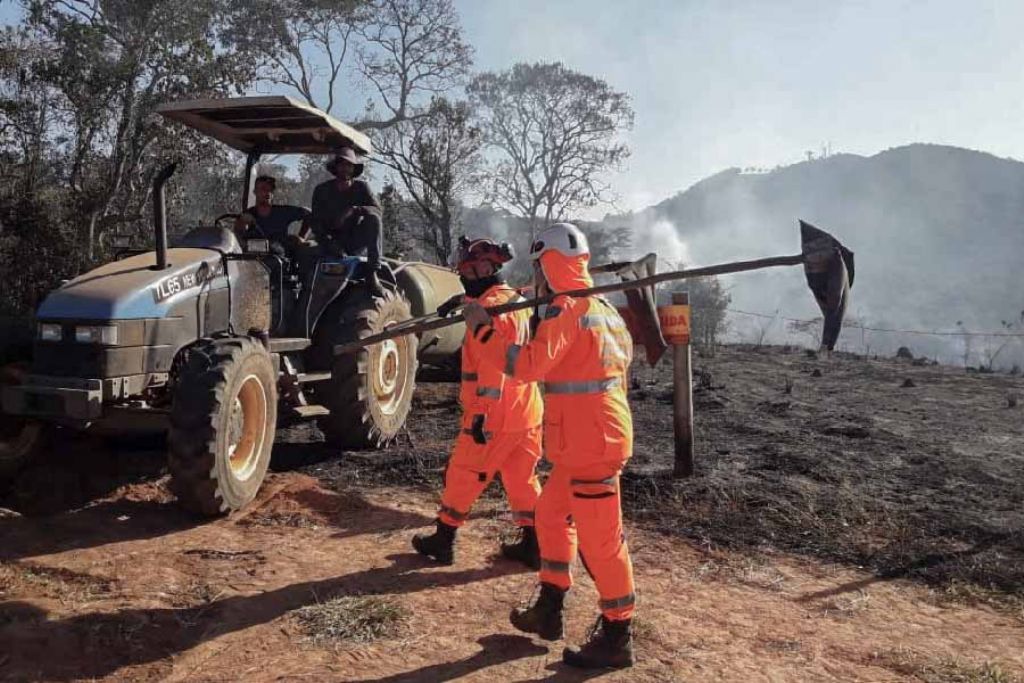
[32,342,173,378]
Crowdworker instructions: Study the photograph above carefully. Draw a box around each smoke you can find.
[631,219,692,266]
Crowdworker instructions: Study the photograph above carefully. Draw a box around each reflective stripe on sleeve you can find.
[461,372,479,381]
[512,510,535,523]
[505,344,522,375]
[542,377,620,394]
[476,386,502,399]
[599,593,636,610]
[579,314,627,330]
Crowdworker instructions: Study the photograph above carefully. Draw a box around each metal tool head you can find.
[609,253,669,366]
[800,220,855,351]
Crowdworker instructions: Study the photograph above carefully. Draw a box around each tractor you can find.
[0,96,465,515]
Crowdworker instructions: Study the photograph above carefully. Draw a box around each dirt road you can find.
[2,346,1022,681]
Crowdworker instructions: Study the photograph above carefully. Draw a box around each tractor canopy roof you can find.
[156,96,371,156]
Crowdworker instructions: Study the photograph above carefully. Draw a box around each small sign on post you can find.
[659,293,693,478]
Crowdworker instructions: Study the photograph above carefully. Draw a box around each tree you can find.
[377,182,417,258]
[0,193,89,317]
[469,62,634,239]
[584,223,632,266]
[656,262,731,355]
[18,0,259,258]
[232,0,472,131]
[375,97,482,264]
[687,276,731,355]
[353,0,472,132]
[225,0,366,115]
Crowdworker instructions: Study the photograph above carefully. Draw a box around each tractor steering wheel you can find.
[214,213,240,229]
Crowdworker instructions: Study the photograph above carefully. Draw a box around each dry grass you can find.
[688,553,788,592]
[820,589,871,618]
[0,561,114,606]
[872,648,1020,683]
[929,581,1024,624]
[244,511,323,528]
[293,594,410,646]
[629,614,658,643]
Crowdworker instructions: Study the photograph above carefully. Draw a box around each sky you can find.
[4,1,1023,214]
[456,0,1024,214]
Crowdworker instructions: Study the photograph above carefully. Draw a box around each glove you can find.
[470,414,488,445]
[437,294,464,318]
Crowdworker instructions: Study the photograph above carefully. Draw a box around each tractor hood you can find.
[37,248,227,320]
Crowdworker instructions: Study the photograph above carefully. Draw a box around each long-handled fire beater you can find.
[335,221,854,362]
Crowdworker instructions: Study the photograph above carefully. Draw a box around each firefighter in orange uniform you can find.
[463,223,637,669]
[412,237,544,568]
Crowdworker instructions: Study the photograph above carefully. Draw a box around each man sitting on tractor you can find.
[311,147,385,297]
[234,175,312,250]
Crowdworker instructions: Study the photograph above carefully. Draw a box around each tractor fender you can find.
[394,262,465,365]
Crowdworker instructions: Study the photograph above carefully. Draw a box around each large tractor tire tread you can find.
[168,338,277,516]
[0,361,47,488]
[314,289,417,450]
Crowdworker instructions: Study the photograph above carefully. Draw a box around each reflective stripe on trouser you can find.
[542,377,620,395]
[438,427,542,528]
[535,462,636,620]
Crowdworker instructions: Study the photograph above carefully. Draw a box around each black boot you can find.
[501,526,540,570]
[562,616,634,669]
[366,269,385,298]
[412,520,456,565]
[510,582,566,641]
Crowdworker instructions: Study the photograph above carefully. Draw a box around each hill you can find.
[601,144,1024,365]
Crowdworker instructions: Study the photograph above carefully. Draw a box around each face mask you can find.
[460,273,503,298]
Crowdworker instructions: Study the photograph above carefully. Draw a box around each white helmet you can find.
[529,223,590,261]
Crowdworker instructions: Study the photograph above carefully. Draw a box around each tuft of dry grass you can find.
[0,561,114,607]
[820,589,871,618]
[929,581,1024,624]
[629,614,658,644]
[293,594,410,646]
[871,648,1020,683]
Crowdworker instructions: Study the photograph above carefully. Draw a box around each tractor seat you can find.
[175,226,242,254]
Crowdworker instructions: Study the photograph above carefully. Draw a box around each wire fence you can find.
[726,308,1024,339]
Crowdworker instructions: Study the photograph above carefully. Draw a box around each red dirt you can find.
[2,471,1022,682]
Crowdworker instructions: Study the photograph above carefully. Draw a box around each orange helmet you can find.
[456,236,514,277]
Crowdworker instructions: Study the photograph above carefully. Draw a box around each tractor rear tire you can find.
[0,362,45,487]
[168,338,277,515]
[315,289,417,449]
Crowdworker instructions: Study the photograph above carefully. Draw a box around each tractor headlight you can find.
[38,323,63,342]
[74,324,119,345]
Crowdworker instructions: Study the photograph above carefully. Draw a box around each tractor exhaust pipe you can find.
[152,163,177,270]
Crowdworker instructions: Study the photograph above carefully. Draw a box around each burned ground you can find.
[1,345,1022,681]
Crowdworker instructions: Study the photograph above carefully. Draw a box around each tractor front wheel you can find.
[315,289,417,449]
[168,338,277,515]
[0,362,45,487]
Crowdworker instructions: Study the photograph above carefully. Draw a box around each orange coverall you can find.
[438,284,544,529]
[473,251,637,621]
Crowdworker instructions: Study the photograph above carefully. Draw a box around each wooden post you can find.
[667,292,694,477]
